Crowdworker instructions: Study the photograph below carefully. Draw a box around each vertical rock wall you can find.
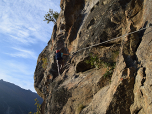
[34,0,152,114]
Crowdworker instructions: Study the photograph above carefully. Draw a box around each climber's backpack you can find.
[55,52,62,60]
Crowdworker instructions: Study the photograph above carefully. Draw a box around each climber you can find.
[55,50,69,75]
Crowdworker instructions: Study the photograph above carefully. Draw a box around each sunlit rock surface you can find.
[34,0,152,113]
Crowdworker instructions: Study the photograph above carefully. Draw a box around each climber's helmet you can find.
[56,50,60,53]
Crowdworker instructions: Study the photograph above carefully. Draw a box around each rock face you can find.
[34,0,152,114]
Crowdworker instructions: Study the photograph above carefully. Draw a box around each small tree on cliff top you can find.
[44,9,59,24]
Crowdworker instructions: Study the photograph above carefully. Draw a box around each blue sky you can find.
[0,0,60,92]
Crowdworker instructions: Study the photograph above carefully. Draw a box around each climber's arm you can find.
[63,53,69,56]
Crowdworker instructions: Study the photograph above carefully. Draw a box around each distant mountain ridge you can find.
[0,79,43,114]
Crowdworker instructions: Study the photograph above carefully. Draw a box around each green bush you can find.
[42,57,48,69]
[103,62,116,78]
[85,54,100,68]
[44,9,59,24]
[85,54,116,78]
[29,98,41,114]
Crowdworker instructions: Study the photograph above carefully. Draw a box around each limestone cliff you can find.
[34,0,152,114]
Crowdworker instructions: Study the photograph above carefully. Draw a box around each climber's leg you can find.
[56,60,60,75]
[58,59,63,73]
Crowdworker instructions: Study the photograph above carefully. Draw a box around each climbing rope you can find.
[72,0,151,55]
[73,23,152,55]
[62,23,152,72]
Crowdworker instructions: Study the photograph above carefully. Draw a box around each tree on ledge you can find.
[44,9,59,24]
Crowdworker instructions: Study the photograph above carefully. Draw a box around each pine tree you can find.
[44,9,59,24]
